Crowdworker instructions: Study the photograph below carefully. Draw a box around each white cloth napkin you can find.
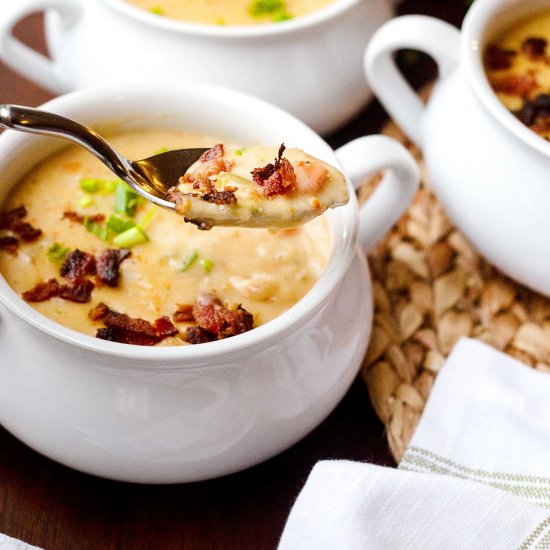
[0,534,41,550]
[279,338,550,549]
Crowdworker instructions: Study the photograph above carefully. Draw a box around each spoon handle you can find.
[0,103,137,184]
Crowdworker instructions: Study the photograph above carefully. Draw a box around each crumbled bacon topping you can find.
[11,221,42,242]
[62,211,105,224]
[153,316,179,339]
[522,37,547,59]
[88,302,110,321]
[251,144,297,198]
[96,248,131,287]
[0,205,26,230]
[0,236,19,255]
[22,278,60,302]
[200,188,237,206]
[0,205,42,242]
[60,249,96,281]
[95,309,179,346]
[184,326,215,344]
[181,143,233,186]
[59,277,95,303]
[484,44,516,71]
[191,292,254,340]
[489,73,538,97]
[173,304,195,323]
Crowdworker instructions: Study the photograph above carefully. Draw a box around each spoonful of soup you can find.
[0,104,349,229]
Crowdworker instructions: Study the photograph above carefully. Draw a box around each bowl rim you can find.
[463,0,550,157]
[0,82,359,364]
[100,0,362,38]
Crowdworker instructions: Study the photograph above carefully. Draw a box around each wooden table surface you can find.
[0,2,468,548]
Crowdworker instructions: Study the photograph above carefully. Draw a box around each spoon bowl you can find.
[0,103,207,210]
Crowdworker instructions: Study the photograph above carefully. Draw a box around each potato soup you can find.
[127,0,335,25]
[484,11,550,139]
[0,130,332,346]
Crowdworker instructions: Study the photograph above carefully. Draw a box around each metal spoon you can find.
[0,104,207,210]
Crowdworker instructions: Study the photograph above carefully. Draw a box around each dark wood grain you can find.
[0,3,468,549]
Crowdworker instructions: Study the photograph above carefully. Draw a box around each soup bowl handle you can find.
[336,134,420,252]
[0,0,81,94]
[364,15,461,146]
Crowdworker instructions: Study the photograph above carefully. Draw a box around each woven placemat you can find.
[360,119,550,463]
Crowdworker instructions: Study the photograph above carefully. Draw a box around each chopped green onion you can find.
[199,258,214,273]
[79,177,118,194]
[107,215,135,234]
[149,5,163,15]
[84,216,109,241]
[137,208,156,231]
[251,206,264,216]
[249,0,285,16]
[115,181,138,217]
[235,148,245,156]
[47,243,69,263]
[180,249,198,272]
[79,178,100,193]
[78,194,95,208]
[113,226,148,248]
[99,179,119,194]
[273,9,292,21]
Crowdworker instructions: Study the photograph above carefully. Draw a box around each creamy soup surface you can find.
[485,12,550,139]
[127,0,334,25]
[0,130,332,346]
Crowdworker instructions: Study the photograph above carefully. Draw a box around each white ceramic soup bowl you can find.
[365,0,550,297]
[0,83,418,483]
[0,0,395,135]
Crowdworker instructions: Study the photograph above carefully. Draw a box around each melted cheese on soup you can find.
[127,0,334,25]
[485,12,550,139]
[0,130,332,346]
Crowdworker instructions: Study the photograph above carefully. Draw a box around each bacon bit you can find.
[60,249,97,281]
[63,211,85,224]
[173,304,195,323]
[184,326,215,344]
[11,221,42,242]
[522,37,547,59]
[181,143,233,185]
[200,188,237,206]
[96,326,160,346]
[201,143,225,163]
[96,248,131,287]
[153,316,179,339]
[22,278,60,302]
[88,302,110,321]
[484,44,516,71]
[0,236,19,255]
[0,206,26,230]
[193,292,254,339]
[490,73,538,97]
[169,179,236,217]
[251,144,297,198]
[0,205,42,242]
[59,277,95,303]
[62,211,105,224]
[95,310,180,345]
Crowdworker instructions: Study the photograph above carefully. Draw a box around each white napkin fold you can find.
[279,338,550,549]
[0,534,42,550]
